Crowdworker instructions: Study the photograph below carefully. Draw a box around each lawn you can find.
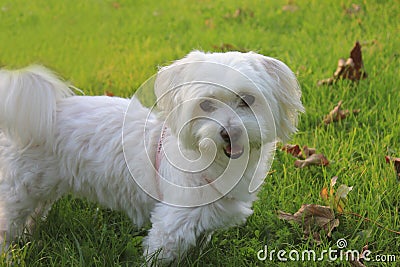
[0,0,399,266]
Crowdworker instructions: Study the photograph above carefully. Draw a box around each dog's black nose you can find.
[220,127,242,143]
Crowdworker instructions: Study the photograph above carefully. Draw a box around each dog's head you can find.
[154,51,304,163]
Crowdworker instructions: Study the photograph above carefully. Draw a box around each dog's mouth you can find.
[223,143,244,159]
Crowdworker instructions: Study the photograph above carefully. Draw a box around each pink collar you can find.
[154,126,167,200]
[155,126,167,172]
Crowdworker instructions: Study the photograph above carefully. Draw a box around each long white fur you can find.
[0,66,73,148]
[0,51,303,264]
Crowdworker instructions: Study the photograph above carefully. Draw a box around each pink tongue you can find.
[226,144,242,155]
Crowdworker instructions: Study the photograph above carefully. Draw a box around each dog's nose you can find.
[220,127,242,143]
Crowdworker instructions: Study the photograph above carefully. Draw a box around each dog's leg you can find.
[0,224,6,253]
[24,200,55,236]
[0,188,44,251]
[143,201,253,264]
[143,205,200,264]
[0,212,26,252]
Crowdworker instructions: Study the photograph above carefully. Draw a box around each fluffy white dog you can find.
[0,51,303,263]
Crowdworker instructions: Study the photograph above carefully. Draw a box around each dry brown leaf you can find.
[205,19,215,29]
[282,4,299,12]
[348,42,367,80]
[224,8,254,19]
[385,156,400,179]
[320,187,329,201]
[349,257,367,267]
[294,153,329,168]
[348,244,368,267]
[321,177,335,202]
[318,41,367,86]
[329,176,338,200]
[334,184,353,213]
[299,145,316,158]
[282,144,329,168]
[323,100,360,124]
[282,144,316,159]
[345,4,362,15]
[233,8,242,18]
[104,91,114,97]
[112,2,121,9]
[323,100,344,123]
[321,176,353,213]
[281,144,301,157]
[278,204,339,243]
[330,176,338,188]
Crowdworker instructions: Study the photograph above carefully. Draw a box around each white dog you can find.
[0,51,303,263]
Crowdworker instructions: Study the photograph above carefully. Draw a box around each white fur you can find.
[0,51,303,264]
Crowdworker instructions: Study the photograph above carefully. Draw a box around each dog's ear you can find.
[258,55,304,142]
[154,51,205,113]
[154,51,205,144]
[154,60,185,116]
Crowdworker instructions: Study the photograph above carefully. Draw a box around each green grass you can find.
[1,0,399,266]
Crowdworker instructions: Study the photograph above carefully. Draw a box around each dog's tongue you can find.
[225,144,244,159]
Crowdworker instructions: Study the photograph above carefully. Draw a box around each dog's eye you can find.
[200,100,215,112]
[239,94,255,107]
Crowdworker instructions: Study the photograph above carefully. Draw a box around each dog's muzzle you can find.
[220,127,244,159]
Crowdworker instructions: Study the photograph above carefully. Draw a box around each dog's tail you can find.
[0,65,74,148]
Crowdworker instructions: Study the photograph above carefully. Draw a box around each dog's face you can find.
[155,51,304,166]
[122,51,304,206]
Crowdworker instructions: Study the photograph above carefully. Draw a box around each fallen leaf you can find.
[281,144,301,157]
[349,256,367,267]
[233,8,242,18]
[385,156,400,179]
[320,187,329,201]
[282,0,299,12]
[224,8,254,19]
[282,144,329,168]
[104,91,114,97]
[348,42,367,80]
[318,41,367,86]
[323,100,360,124]
[334,184,353,213]
[330,176,338,198]
[278,204,339,243]
[112,2,121,9]
[205,18,215,29]
[294,153,329,168]
[282,4,299,12]
[323,100,343,123]
[321,177,353,213]
[348,244,368,267]
[299,145,316,159]
[320,176,338,202]
[282,144,316,159]
[345,4,362,15]
[330,176,338,188]
[317,77,335,86]
[335,184,353,200]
